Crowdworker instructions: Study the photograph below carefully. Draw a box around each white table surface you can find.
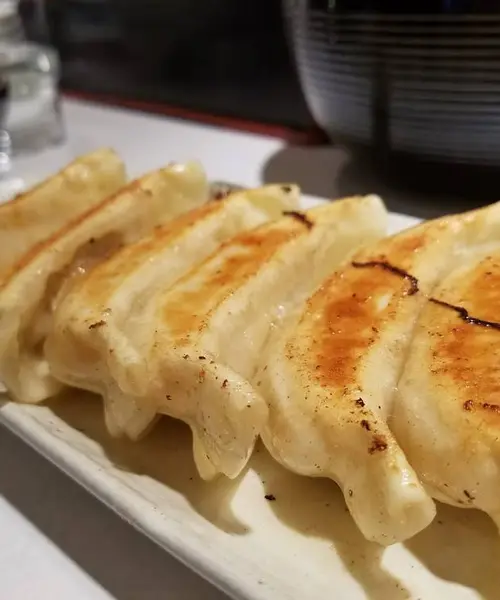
[1,98,293,600]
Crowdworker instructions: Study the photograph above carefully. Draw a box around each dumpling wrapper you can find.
[0,148,126,276]
[393,200,500,531]
[258,204,500,545]
[46,183,300,417]
[0,161,209,404]
[52,194,386,480]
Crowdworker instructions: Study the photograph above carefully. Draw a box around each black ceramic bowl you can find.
[285,1,500,168]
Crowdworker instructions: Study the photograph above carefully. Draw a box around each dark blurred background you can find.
[19,0,315,133]
[17,0,500,215]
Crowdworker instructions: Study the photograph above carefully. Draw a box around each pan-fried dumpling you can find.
[393,201,500,530]
[0,148,126,275]
[0,161,209,404]
[51,195,386,480]
[257,205,498,545]
[46,183,300,413]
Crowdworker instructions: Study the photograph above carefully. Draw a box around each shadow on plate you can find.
[261,145,490,220]
[254,442,500,600]
[251,442,411,600]
[406,503,500,600]
[43,391,500,600]
[47,392,406,598]
[46,391,248,535]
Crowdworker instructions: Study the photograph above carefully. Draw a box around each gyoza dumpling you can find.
[0,161,209,404]
[258,205,494,545]
[45,184,300,416]
[393,201,500,530]
[0,148,125,275]
[54,195,386,480]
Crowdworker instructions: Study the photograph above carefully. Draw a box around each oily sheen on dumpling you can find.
[45,184,300,426]
[257,204,500,545]
[0,161,209,404]
[394,200,500,532]
[0,148,126,276]
[51,195,386,481]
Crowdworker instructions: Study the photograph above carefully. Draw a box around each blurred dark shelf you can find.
[26,0,316,134]
[60,54,314,131]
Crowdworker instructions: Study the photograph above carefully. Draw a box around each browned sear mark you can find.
[283,210,314,229]
[199,356,206,360]
[482,402,500,413]
[360,419,371,431]
[264,494,276,501]
[222,379,228,388]
[355,398,365,407]
[352,260,419,295]
[369,435,388,454]
[464,489,475,500]
[88,320,106,330]
[212,190,230,201]
[463,399,500,414]
[430,297,500,331]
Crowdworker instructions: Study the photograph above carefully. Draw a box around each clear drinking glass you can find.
[0,41,63,152]
[0,0,64,198]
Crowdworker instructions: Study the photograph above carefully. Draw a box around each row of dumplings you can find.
[1,148,500,547]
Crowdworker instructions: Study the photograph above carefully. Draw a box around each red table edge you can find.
[62,89,328,146]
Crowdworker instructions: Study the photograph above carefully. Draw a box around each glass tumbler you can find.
[0,0,64,198]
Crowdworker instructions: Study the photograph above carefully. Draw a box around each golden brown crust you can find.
[302,223,434,391]
[0,169,181,290]
[304,270,387,390]
[0,180,137,289]
[429,254,500,428]
[161,219,308,340]
[77,202,223,305]
[363,227,444,269]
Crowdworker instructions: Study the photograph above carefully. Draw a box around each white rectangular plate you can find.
[1,203,497,600]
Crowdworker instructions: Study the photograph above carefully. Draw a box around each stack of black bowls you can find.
[285,1,500,197]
